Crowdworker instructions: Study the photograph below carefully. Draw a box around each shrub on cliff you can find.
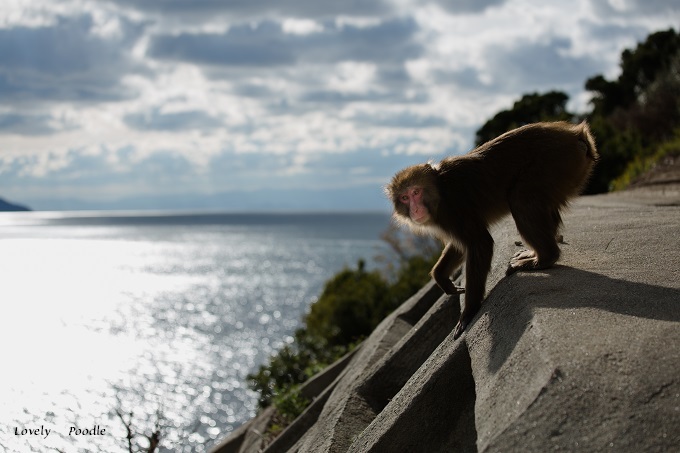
[611,130,680,190]
[248,251,436,408]
[305,259,390,346]
[247,328,347,408]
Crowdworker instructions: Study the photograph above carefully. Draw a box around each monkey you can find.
[385,121,598,339]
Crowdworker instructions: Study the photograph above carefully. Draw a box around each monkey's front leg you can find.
[453,232,493,340]
[431,243,466,295]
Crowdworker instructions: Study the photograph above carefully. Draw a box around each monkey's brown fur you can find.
[385,121,598,339]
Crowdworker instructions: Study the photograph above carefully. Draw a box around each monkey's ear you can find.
[383,183,394,199]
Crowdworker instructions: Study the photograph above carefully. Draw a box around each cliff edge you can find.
[212,184,680,453]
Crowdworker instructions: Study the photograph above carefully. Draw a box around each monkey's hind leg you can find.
[507,204,562,276]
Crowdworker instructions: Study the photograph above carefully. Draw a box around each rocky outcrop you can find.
[211,187,680,453]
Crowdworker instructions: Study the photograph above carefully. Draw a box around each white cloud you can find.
[0,0,677,209]
[328,62,377,93]
[282,18,324,35]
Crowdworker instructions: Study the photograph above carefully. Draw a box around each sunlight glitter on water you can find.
[1,237,211,452]
[0,212,390,452]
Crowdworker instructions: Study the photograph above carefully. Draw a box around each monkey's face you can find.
[385,163,439,229]
[399,186,431,225]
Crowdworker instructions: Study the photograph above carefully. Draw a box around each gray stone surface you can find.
[211,186,680,453]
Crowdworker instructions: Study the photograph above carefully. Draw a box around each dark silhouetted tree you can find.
[475,91,574,145]
[585,29,680,192]
[586,29,680,116]
[305,259,390,346]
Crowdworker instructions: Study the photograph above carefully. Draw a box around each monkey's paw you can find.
[506,249,537,275]
[452,285,465,294]
[453,312,474,340]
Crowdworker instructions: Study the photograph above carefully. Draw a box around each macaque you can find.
[385,121,598,339]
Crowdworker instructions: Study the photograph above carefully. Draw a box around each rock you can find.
[211,187,680,453]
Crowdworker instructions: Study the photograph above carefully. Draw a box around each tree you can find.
[584,29,680,192]
[248,232,440,409]
[305,260,390,346]
[586,29,680,116]
[475,91,573,145]
[247,328,347,407]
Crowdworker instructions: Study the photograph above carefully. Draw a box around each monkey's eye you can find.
[400,195,409,203]
[412,188,420,196]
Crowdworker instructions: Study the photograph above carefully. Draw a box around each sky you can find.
[0,0,678,211]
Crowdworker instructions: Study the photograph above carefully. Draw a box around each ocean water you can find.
[0,211,392,453]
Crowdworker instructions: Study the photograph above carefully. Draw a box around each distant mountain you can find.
[0,197,31,211]
[21,186,391,212]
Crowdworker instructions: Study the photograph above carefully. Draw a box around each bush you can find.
[271,385,310,423]
[247,252,438,409]
[305,259,391,346]
[387,254,438,310]
[583,31,680,193]
[611,131,680,190]
[247,28,680,433]
[247,329,349,407]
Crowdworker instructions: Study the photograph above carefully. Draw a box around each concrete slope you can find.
[212,187,680,453]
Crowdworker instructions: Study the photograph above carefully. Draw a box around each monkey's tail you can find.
[578,121,599,161]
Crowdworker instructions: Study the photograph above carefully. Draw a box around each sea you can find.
[0,210,393,453]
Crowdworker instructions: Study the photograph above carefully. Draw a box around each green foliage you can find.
[305,259,391,346]
[247,252,437,410]
[611,131,680,191]
[472,29,680,194]
[247,329,349,407]
[388,254,438,308]
[377,223,440,281]
[475,91,574,145]
[587,29,680,116]
[247,27,680,429]
[586,116,645,193]
[583,29,680,193]
[271,385,310,423]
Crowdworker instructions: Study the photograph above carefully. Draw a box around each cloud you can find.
[307,18,423,64]
[590,0,679,16]
[0,14,145,102]
[0,147,196,197]
[148,22,296,67]
[432,66,489,91]
[0,143,416,209]
[0,113,57,135]
[299,89,396,104]
[350,110,448,129]
[434,0,507,14]
[630,0,679,14]
[146,17,425,115]
[1,0,678,210]
[231,82,277,99]
[124,108,224,131]
[483,37,601,92]
[105,0,393,21]
[148,18,422,68]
